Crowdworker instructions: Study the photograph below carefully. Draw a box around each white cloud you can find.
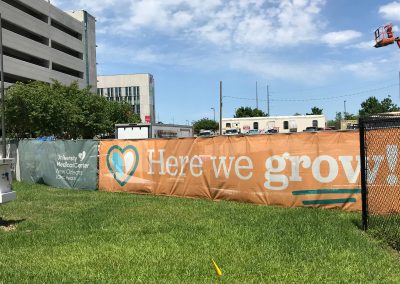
[322,30,362,47]
[228,52,336,83]
[341,61,379,78]
[379,1,400,21]
[347,41,375,50]
[54,0,327,49]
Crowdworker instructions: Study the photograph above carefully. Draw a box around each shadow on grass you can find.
[351,214,400,251]
[0,218,25,227]
[351,218,363,230]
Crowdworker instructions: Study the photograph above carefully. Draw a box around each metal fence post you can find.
[359,118,368,231]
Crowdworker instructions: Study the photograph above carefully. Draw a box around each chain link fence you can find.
[360,114,400,249]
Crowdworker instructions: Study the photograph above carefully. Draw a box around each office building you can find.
[97,74,156,124]
[0,0,97,91]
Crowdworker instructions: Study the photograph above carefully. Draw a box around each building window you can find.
[226,123,231,128]
[312,120,318,127]
[253,122,259,130]
[283,121,289,129]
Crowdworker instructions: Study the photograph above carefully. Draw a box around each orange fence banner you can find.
[99,132,361,210]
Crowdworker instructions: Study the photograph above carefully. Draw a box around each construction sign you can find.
[99,132,361,210]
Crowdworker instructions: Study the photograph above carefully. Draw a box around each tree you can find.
[306,107,323,115]
[359,96,400,118]
[4,80,141,139]
[192,118,219,134]
[234,106,267,118]
[344,112,358,120]
[327,112,342,129]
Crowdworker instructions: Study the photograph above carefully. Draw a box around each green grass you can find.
[367,215,400,251]
[0,182,400,283]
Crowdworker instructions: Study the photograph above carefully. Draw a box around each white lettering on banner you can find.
[57,154,77,163]
[264,155,289,190]
[148,150,204,177]
[211,156,235,178]
[386,145,398,186]
[179,156,189,176]
[339,156,360,184]
[55,152,89,182]
[148,149,165,175]
[190,156,203,177]
[366,155,384,184]
[146,149,373,190]
[287,155,311,182]
[312,155,338,183]
[166,156,178,176]
[235,156,253,180]
[264,153,363,190]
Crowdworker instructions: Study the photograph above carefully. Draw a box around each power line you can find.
[269,79,399,95]
[223,83,398,103]
[271,84,397,102]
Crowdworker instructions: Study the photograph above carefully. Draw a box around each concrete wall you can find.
[67,10,97,91]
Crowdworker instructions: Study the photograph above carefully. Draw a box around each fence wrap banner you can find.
[99,132,361,210]
[19,140,98,190]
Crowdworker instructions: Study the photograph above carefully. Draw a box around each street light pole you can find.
[0,14,6,158]
[211,107,215,121]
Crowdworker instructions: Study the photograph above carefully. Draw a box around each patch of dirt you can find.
[0,224,17,232]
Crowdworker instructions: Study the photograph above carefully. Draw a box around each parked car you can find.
[198,130,214,137]
[225,129,240,135]
[303,127,319,132]
[247,129,259,135]
[265,129,278,134]
[346,124,359,130]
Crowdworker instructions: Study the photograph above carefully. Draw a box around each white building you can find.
[97,74,156,124]
[222,115,326,133]
[0,0,97,91]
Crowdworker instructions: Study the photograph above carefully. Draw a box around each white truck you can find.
[115,123,193,139]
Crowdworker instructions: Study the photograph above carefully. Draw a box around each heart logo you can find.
[78,151,86,161]
[106,145,139,186]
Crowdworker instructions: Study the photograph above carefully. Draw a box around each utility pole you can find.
[398,71,400,104]
[219,81,222,135]
[211,107,215,121]
[267,84,270,116]
[256,81,258,109]
[0,14,6,158]
[344,100,347,118]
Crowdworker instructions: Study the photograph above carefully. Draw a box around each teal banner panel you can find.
[19,140,98,190]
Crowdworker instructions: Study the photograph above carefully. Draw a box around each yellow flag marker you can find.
[211,259,222,277]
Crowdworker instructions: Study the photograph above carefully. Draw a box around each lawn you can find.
[0,182,399,283]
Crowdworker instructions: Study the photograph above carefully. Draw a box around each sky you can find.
[52,0,400,124]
